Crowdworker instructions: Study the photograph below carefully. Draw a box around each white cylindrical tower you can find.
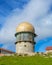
[15,22,36,54]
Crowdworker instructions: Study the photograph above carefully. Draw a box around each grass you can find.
[0,55,52,65]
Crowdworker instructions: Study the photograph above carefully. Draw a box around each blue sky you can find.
[0,0,52,52]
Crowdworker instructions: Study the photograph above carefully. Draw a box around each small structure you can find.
[15,22,37,55]
[46,46,52,53]
[0,48,15,56]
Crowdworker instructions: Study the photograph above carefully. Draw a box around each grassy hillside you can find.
[0,55,52,65]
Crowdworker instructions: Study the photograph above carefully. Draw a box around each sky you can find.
[0,0,52,52]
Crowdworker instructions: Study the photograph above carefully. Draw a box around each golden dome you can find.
[16,22,35,33]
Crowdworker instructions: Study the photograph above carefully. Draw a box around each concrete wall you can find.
[16,42,34,54]
[46,50,52,53]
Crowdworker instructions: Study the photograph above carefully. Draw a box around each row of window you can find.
[16,33,34,42]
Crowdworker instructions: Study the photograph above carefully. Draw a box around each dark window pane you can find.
[24,45,27,47]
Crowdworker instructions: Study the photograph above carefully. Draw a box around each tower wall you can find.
[16,42,34,54]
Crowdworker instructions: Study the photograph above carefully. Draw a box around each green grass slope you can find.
[0,55,52,65]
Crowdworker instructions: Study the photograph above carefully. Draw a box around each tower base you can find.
[16,52,36,56]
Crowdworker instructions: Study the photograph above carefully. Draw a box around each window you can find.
[23,33,29,41]
[21,33,24,41]
[28,34,32,41]
[28,34,34,42]
[24,45,27,47]
[16,33,34,42]
[16,34,21,41]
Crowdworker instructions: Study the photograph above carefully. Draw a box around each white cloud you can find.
[35,13,52,41]
[0,0,52,45]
